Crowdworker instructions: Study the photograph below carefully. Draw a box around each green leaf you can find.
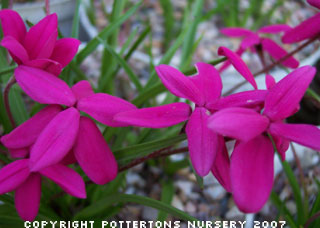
[157,180,175,221]
[9,85,29,126]
[159,0,175,50]
[74,193,198,221]
[76,1,142,63]
[115,134,187,164]
[0,66,15,77]
[0,216,24,227]
[0,85,12,133]
[1,0,9,9]
[71,0,82,39]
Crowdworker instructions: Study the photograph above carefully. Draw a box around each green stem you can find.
[4,76,16,128]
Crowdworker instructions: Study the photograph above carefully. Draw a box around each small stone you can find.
[126,172,146,188]
[203,185,226,201]
[142,206,158,220]
[286,201,297,214]
[172,196,184,211]
[185,202,196,213]
[225,206,245,220]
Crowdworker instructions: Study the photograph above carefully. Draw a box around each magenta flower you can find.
[0,9,80,75]
[282,0,320,43]
[0,159,86,221]
[220,24,299,71]
[114,48,264,184]
[208,66,320,212]
[1,66,137,184]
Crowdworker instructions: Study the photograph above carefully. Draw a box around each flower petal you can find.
[211,136,231,192]
[77,93,137,127]
[71,80,94,101]
[231,135,274,213]
[155,65,203,105]
[0,159,30,195]
[208,107,269,142]
[218,46,257,89]
[261,38,299,68]
[15,66,76,106]
[0,36,29,64]
[24,13,58,59]
[0,9,26,43]
[263,66,316,121]
[258,24,292,34]
[269,122,320,151]
[74,117,118,184]
[25,59,62,76]
[40,164,86,198]
[265,74,276,90]
[282,13,320,43]
[308,0,320,9]
[114,102,191,128]
[208,90,267,111]
[30,107,80,171]
[60,150,77,165]
[271,133,289,161]
[15,173,41,221]
[186,107,218,177]
[1,105,62,149]
[190,62,222,104]
[220,27,255,37]
[50,38,80,67]
[240,34,260,50]
[218,48,244,73]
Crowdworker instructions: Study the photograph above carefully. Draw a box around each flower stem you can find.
[224,34,320,96]
[45,0,50,15]
[304,211,320,228]
[4,76,16,129]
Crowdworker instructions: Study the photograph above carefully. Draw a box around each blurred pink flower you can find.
[0,159,86,221]
[220,25,299,71]
[0,9,80,75]
[282,1,320,43]
[208,66,320,213]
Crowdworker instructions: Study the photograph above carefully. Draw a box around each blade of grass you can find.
[157,180,175,221]
[159,0,175,51]
[76,1,142,64]
[74,193,198,221]
[8,85,29,126]
[71,0,81,39]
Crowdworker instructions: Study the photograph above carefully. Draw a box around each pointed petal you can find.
[155,65,204,105]
[218,48,244,73]
[282,13,320,43]
[40,164,86,198]
[24,13,58,59]
[240,34,260,50]
[0,36,29,64]
[218,47,257,89]
[74,117,118,185]
[9,148,29,158]
[30,108,80,171]
[208,107,269,141]
[265,74,276,90]
[308,0,320,9]
[114,102,191,128]
[269,122,320,150]
[220,27,255,37]
[191,62,222,104]
[0,159,30,194]
[186,107,218,176]
[25,59,62,76]
[15,173,41,221]
[261,38,299,68]
[231,135,274,213]
[211,136,231,192]
[263,66,316,120]
[0,9,26,42]
[71,80,94,101]
[77,93,137,127]
[208,90,267,111]
[50,38,80,67]
[15,66,76,106]
[258,24,292,34]
[1,105,62,149]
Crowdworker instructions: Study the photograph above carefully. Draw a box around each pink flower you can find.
[208,66,320,213]
[0,9,80,76]
[0,159,86,221]
[1,66,137,184]
[114,48,263,183]
[220,25,299,71]
[282,1,320,43]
